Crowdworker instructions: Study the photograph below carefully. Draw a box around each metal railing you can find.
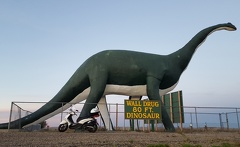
[7,101,240,131]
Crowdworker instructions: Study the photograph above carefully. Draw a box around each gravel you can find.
[0,130,240,147]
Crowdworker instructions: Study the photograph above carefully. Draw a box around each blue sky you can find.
[0,1,240,123]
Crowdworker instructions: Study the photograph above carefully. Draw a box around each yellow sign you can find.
[124,100,161,119]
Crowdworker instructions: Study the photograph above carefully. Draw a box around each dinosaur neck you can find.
[169,23,235,71]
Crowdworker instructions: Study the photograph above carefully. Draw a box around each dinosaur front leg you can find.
[79,74,107,119]
[146,76,175,132]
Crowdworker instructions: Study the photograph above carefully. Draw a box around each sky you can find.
[0,1,240,123]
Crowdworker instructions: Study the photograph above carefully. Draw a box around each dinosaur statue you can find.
[0,23,236,131]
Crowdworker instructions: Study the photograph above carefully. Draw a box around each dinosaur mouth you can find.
[228,27,237,31]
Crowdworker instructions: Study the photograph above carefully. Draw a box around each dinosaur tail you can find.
[0,65,90,129]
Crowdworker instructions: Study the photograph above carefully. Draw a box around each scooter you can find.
[58,107,100,133]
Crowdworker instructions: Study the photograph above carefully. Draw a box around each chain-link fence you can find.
[7,101,240,131]
[8,102,32,130]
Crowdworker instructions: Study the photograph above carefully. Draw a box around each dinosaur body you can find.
[0,23,236,131]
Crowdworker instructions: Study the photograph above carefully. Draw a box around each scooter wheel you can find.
[88,124,98,133]
[58,124,68,132]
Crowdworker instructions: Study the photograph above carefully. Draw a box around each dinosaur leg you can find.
[79,74,107,119]
[146,76,175,132]
[98,96,114,130]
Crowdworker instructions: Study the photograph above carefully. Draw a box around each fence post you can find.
[116,103,118,130]
[219,113,223,129]
[190,112,193,125]
[178,92,183,131]
[236,108,240,129]
[195,107,198,129]
[61,102,64,122]
[18,105,21,130]
[108,103,111,130]
[155,120,158,131]
[226,113,229,130]
[142,120,145,131]
[147,119,150,131]
[123,118,125,131]
[8,102,14,130]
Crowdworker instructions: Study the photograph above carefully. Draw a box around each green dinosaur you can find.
[0,23,236,131]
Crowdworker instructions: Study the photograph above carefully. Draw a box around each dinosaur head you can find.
[223,22,237,31]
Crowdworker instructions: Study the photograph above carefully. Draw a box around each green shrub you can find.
[182,144,202,147]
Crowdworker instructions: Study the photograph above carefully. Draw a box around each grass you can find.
[212,142,240,147]
[180,142,240,147]
[182,144,202,147]
[147,144,170,147]
[129,139,134,144]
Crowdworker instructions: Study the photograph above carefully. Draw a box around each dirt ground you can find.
[0,129,240,147]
